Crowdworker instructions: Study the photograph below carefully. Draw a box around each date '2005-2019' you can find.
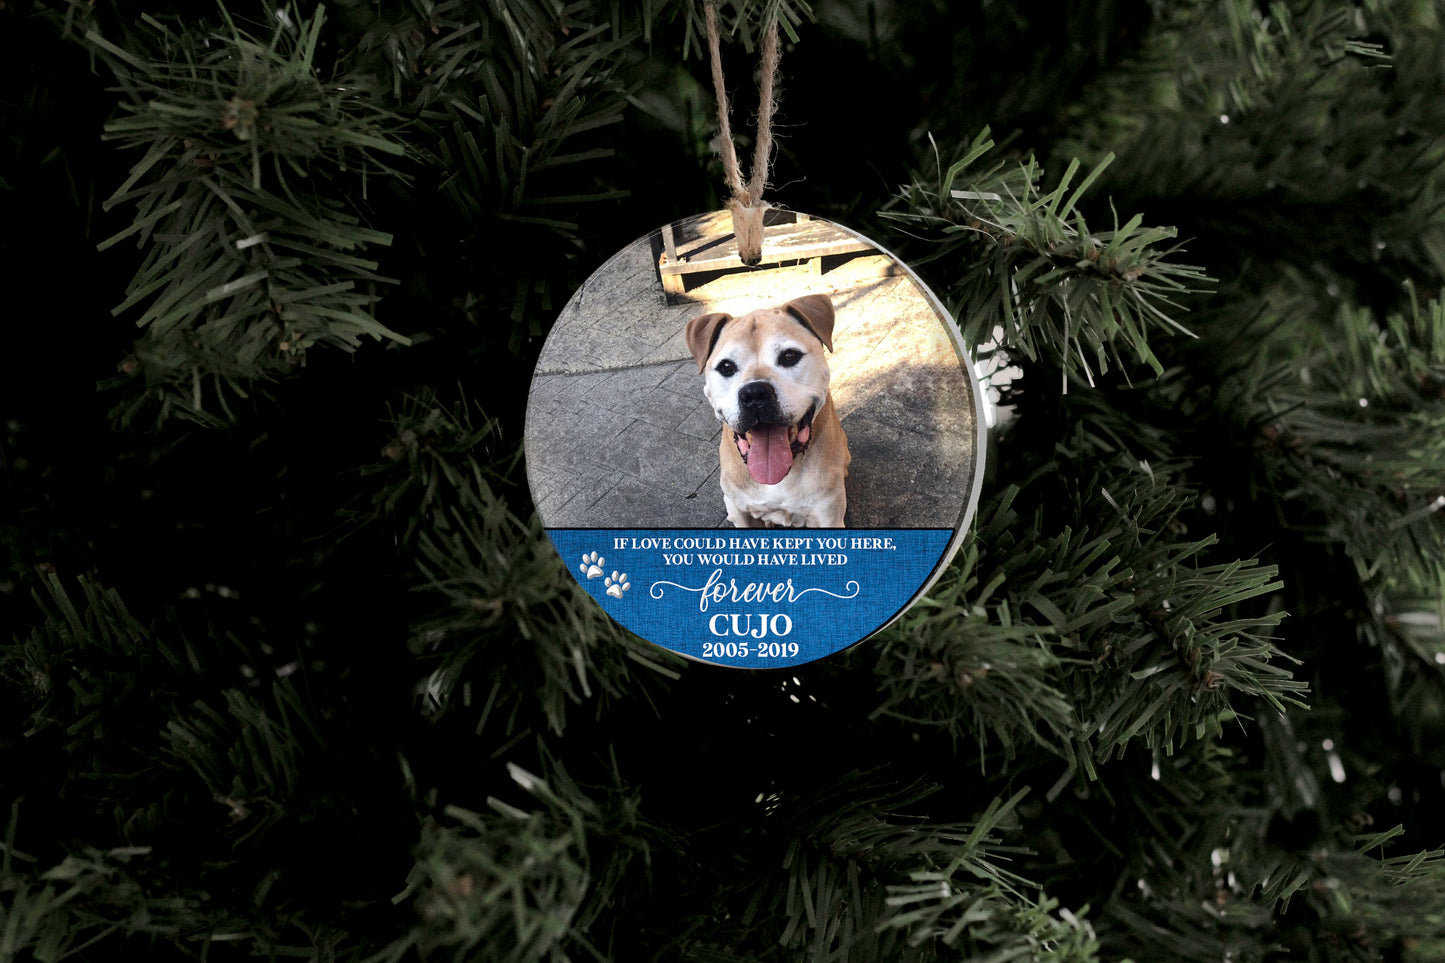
[700,640,799,660]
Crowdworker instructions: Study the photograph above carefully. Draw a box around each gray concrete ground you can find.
[525,222,980,529]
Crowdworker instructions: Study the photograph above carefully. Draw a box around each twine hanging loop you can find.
[704,3,781,265]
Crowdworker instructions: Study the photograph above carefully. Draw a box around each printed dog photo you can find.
[524,210,982,532]
[685,294,850,528]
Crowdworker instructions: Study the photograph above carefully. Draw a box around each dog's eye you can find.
[715,359,737,377]
[777,348,803,368]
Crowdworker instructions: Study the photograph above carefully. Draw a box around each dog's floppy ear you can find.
[784,294,836,351]
[685,312,732,372]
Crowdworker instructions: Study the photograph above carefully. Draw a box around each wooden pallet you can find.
[657,210,882,301]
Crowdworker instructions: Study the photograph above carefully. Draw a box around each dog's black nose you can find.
[738,381,775,408]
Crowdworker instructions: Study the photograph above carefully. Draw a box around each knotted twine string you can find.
[704,3,781,265]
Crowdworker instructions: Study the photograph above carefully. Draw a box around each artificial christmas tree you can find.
[3,1,1444,960]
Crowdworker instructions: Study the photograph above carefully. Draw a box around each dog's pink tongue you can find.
[747,423,793,485]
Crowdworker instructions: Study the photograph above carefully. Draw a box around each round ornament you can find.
[524,210,985,668]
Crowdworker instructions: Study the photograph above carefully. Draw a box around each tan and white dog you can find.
[685,294,851,528]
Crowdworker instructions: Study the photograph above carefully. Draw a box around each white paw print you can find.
[579,551,605,580]
[604,572,630,599]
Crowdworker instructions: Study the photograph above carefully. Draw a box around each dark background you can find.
[3,1,1444,960]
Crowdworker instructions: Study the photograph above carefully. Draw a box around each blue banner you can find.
[547,528,955,668]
